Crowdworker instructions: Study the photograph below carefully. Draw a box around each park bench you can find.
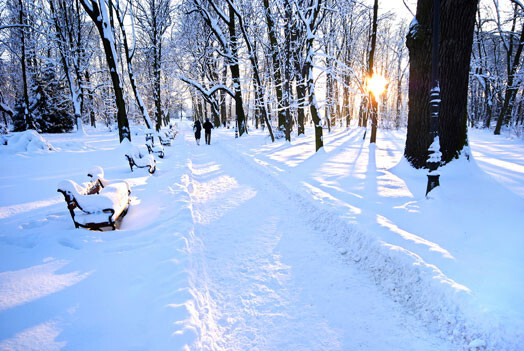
[57,168,131,230]
[145,130,155,143]
[145,141,164,158]
[165,129,178,140]
[158,134,171,146]
[124,146,156,174]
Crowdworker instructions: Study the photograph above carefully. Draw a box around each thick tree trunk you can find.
[80,0,130,142]
[405,0,478,168]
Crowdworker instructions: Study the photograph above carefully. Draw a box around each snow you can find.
[1,130,54,153]
[0,123,522,350]
[427,136,442,163]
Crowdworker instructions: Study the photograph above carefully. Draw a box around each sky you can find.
[379,0,416,21]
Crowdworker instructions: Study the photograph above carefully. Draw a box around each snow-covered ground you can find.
[0,122,522,350]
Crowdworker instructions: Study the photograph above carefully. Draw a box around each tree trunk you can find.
[405,0,478,168]
[228,4,247,136]
[19,0,34,130]
[368,0,379,144]
[283,0,292,141]
[153,20,163,131]
[80,0,130,142]
[220,66,227,127]
[494,19,524,134]
[115,7,152,129]
[263,0,286,132]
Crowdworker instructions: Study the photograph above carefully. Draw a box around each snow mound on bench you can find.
[58,180,129,221]
[2,130,54,153]
[118,139,155,167]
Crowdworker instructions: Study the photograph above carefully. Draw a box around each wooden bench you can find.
[125,153,156,174]
[145,141,164,158]
[166,129,178,140]
[145,130,154,143]
[158,134,171,146]
[57,169,131,230]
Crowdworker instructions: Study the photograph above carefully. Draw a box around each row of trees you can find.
[175,0,411,151]
[0,0,178,141]
[0,0,522,168]
[469,0,524,134]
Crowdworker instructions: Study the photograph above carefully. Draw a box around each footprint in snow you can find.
[58,239,82,250]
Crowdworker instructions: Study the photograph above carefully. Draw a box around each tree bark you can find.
[405,0,478,168]
[263,0,286,132]
[368,0,379,144]
[494,17,524,134]
[115,4,152,129]
[80,0,130,142]
[18,0,34,130]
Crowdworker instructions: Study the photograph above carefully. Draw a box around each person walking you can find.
[193,119,202,145]
[202,118,214,145]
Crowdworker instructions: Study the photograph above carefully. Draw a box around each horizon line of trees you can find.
[0,0,522,169]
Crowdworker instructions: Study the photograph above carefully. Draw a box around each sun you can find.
[366,74,387,98]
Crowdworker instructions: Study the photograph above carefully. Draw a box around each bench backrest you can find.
[58,179,103,210]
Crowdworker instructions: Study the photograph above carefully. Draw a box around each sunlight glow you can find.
[366,74,387,98]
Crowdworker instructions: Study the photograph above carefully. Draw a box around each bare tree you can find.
[80,0,130,142]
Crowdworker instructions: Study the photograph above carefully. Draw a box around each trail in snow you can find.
[181,126,452,350]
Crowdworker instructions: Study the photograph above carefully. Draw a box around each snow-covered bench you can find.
[124,146,156,174]
[145,130,154,143]
[158,134,171,146]
[145,141,164,158]
[166,129,178,140]
[57,169,131,230]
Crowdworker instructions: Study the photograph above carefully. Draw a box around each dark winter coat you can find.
[193,120,202,139]
[203,120,214,133]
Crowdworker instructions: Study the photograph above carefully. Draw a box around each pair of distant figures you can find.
[193,118,214,145]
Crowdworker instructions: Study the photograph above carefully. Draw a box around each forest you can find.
[0,0,522,164]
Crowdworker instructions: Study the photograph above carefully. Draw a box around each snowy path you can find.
[3,123,520,349]
[182,128,451,350]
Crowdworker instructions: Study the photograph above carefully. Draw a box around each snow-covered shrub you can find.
[5,130,54,153]
[12,65,74,133]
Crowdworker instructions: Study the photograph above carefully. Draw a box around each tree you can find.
[80,0,131,142]
[405,0,479,168]
[226,0,274,141]
[135,0,171,132]
[493,1,524,135]
[368,0,379,144]
[187,0,248,136]
[114,0,153,129]
[48,0,86,134]
[296,0,325,152]
[17,0,34,130]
